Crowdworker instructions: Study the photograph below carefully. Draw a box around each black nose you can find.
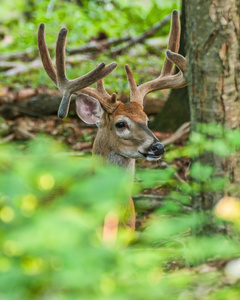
[149,141,165,156]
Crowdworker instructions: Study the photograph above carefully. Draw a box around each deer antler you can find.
[125,10,187,106]
[38,23,117,118]
[80,79,119,113]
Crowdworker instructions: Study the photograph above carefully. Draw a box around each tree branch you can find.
[111,13,171,56]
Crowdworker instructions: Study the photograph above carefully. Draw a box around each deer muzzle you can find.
[148,141,165,156]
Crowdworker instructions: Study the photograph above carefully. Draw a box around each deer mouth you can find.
[138,151,162,161]
[138,140,165,161]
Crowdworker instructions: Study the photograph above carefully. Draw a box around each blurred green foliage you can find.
[0,0,180,94]
[1,1,240,298]
[0,0,180,50]
[0,124,240,299]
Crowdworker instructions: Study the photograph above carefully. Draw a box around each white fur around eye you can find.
[114,117,133,138]
[115,125,130,138]
[116,132,129,139]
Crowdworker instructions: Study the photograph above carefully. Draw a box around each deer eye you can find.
[115,121,127,129]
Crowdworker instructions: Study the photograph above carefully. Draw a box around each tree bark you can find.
[186,0,240,210]
[152,0,190,132]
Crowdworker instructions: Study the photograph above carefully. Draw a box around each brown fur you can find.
[112,101,147,123]
[93,101,156,230]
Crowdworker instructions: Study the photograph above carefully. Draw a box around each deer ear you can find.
[76,94,103,124]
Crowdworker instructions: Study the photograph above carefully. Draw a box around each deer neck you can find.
[93,128,135,173]
[93,127,136,230]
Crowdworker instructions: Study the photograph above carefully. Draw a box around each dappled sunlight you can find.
[215,197,240,224]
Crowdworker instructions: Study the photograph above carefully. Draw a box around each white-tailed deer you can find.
[38,10,187,234]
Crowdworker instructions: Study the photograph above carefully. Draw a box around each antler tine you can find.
[125,64,142,105]
[58,63,110,119]
[38,23,118,119]
[38,23,57,85]
[67,62,118,94]
[59,61,119,118]
[166,50,187,73]
[161,10,180,77]
[55,28,68,87]
[96,79,117,103]
[96,79,111,100]
[80,79,119,113]
[125,10,187,104]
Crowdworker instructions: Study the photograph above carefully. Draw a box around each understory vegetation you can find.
[0,0,240,299]
[0,126,240,299]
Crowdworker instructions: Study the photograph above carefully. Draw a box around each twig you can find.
[0,134,14,144]
[1,54,89,77]
[162,122,190,146]
[0,37,131,63]
[1,60,42,76]
[174,172,189,186]
[67,36,132,55]
[111,13,172,56]
[0,48,36,62]
[13,127,35,139]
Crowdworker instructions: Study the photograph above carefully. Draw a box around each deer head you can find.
[38,10,187,163]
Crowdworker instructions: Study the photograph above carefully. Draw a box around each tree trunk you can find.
[186,0,240,210]
[151,0,190,132]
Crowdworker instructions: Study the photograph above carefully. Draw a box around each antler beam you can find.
[38,23,117,118]
[126,10,187,106]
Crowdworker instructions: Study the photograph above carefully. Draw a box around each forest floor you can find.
[0,87,238,299]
